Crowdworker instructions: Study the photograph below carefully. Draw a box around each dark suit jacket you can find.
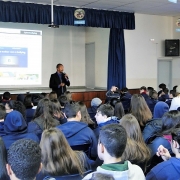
[49,72,70,97]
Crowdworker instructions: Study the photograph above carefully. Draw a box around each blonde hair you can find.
[120,114,151,168]
[40,128,86,176]
[130,94,152,127]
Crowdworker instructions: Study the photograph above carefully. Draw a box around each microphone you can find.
[63,72,69,80]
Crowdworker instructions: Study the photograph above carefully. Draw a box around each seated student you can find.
[146,87,154,97]
[153,101,169,119]
[140,86,149,100]
[131,94,152,131]
[106,86,120,103]
[158,83,166,97]
[83,124,145,180]
[88,98,102,122]
[57,102,98,158]
[1,92,11,106]
[78,101,95,129]
[51,99,67,124]
[28,98,59,140]
[24,94,36,123]
[58,95,70,111]
[16,94,25,103]
[64,91,73,101]
[0,103,7,136]
[93,104,119,139]
[158,88,169,102]
[2,110,39,149]
[37,128,92,180]
[49,91,57,100]
[170,85,180,111]
[0,137,9,180]
[120,114,151,173]
[146,126,180,180]
[6,139,42,180]
[166,89,176,108]
[114,101,125,120]
[120,87,131,113]
[31,93,44,109]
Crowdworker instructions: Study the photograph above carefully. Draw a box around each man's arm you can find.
[49,74,59,89]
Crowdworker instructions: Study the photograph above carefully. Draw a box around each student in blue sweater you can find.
[146,126,180,180]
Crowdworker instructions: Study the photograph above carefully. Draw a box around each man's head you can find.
[64,102,81,121]
[98,124,127,161]
[6,139,42,180]
[140,86,146,94]
[95,104,114,124]
[159,83,166,90]
[56,63,64,73]
[2,92,11,101]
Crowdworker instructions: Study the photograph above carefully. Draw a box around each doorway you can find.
[157,60,172,90]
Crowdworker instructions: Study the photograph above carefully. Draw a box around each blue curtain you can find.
[0,1,135,29]
[107,28,126,90]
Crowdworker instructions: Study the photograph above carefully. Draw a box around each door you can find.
[158,60,172,90]
[85,43,95,89]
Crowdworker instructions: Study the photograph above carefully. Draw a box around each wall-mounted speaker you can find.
[165,39,179,56]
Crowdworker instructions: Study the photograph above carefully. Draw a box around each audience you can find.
[28,98,59,140]
[146,126,180,180]
[57,102,98,159]
[0,137,9,180]
[120,114,151,173]
[93,104,119,139]
[64,91,73,101]
[37,128,91,180]
[130,94,152,131]
[6,139,42,180]
[83,124,145,180]
[2,110,39,149]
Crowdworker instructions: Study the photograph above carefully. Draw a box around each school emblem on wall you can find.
[74,9,85,20]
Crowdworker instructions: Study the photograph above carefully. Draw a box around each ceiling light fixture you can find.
[168,0,177,3]
[48,0,59,28]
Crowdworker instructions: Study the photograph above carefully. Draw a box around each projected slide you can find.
[0,28,42,86]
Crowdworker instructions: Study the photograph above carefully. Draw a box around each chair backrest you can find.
[71,143,91,156]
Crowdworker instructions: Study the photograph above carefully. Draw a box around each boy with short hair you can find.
[83,124,145,180]
[6,139,42,180]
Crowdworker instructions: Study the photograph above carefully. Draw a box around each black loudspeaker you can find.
[165,39,179,56]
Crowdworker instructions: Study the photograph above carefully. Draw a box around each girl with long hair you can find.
[28,98,59,140]
[130,94,152,131]
[120,114,151,173]
[38,128,91,179]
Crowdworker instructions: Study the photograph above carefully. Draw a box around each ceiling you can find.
[3,0,180,17]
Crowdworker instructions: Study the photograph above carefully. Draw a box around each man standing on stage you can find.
[49,63,70,97]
